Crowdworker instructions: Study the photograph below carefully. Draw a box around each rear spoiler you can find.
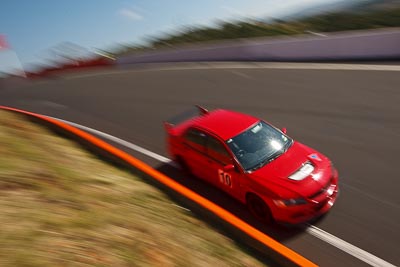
[164,105,208,132]
[196,105,209,115]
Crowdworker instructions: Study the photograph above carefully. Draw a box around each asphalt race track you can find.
[1,63,399,267]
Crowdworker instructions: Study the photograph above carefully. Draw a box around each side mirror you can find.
[281,127,287,134]
[223,164,235,172]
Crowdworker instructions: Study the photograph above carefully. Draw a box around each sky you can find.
[0,0,346,73]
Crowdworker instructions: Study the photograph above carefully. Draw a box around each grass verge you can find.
[0,110,266,267]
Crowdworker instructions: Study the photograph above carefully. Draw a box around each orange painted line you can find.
[0,106,318,267]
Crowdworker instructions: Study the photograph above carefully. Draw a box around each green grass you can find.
[0,110,266,267]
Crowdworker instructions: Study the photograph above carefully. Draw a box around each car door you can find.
[181,127,209,179]
[205,135,242,199]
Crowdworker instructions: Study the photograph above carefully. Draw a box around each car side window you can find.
[184,128,207,153]
[207,136,232,165]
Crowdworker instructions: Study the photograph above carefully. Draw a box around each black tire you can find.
[176,156,192,175]
[246,194,273,224]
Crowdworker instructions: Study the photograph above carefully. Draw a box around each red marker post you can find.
[0,35,26,77]
[0,35,10,50]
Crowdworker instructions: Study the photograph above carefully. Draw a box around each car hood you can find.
[249,141,332,198]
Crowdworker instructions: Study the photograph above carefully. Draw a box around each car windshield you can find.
[226,121,293,172]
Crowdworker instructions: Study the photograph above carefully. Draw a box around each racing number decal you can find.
[218,169,232,188]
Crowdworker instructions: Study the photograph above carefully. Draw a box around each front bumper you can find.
[272,169,339,224]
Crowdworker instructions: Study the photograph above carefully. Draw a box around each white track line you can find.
[48,115,396,267]
[306,225,395,267]
[48,116,172,164]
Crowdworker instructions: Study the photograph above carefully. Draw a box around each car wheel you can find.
[246,194,273,224]
[176,156,192,175]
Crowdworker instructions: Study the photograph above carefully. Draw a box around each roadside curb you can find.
[0,106,318,267]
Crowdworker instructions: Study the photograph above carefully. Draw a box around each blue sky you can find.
[0,0,345,72]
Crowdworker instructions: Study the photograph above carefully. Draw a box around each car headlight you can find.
[273,198,307,207]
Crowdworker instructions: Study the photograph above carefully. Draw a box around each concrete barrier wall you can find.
[117,29,400,64]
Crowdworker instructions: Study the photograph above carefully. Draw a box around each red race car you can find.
[164,106,339,224]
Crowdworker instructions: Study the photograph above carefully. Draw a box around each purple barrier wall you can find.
[117,29,400,64]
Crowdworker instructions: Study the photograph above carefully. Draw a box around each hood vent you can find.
[288,162,314,181]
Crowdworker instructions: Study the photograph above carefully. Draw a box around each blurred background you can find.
[1,0,399,77]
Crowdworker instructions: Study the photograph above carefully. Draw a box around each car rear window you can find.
[184,128,207,152]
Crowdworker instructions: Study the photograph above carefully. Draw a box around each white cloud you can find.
[119,8,143,21]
